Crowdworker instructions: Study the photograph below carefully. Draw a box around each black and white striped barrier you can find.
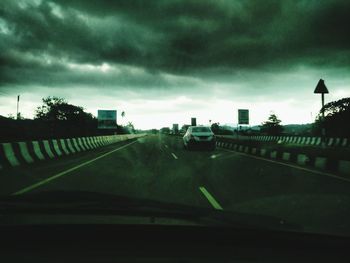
[217,135,349,147]
[0,134,145,170]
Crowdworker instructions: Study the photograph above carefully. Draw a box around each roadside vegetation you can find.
[0,96,137,142]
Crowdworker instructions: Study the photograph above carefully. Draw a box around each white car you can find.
[183,126,216,150]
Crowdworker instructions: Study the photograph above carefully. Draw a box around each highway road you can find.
[1,134,350,235]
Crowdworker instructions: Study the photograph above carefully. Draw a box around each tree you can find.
[34,96,97,138]
[35,96,94,122]
[260,114,283,135]
[160,127,170,134]
[313,97,350,137]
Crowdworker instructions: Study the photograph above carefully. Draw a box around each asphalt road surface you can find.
[1,134,350,235]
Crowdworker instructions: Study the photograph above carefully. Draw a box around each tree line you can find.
[208,97,350,137]
[0,96,136,142]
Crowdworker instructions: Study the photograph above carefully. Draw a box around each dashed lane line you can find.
[12,140,138,196]
[199,186,223,210]
[171,152,178,159]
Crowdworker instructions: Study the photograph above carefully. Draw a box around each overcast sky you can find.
[1,0,350,129]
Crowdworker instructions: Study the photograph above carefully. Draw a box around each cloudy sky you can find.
[1,0,350,129]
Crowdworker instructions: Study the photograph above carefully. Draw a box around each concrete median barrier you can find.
[43,140,55,159]
[18,142,34,164]
[2,143,20,167]
[52,140,63,156]
[66,139,76,153]
[32,141,45,161]
[59,139,70,155]
[0,134,146,170]
[217,134,349,148]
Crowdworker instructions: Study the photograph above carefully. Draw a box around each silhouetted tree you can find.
[312,97,350,137]
[160,127,170,134]
[260,114,283,135]
[35,96,94,122]
[34,96,97,137]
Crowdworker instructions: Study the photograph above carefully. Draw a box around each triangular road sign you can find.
[314,79,329,94]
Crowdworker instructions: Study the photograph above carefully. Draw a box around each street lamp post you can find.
[16,95,20,120]
[314,79,329,147]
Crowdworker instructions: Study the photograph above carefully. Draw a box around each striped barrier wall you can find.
[72,138,81,152]
[77,138,87,151]
[310,137,316,145]
[334,138,341,147]
[0,134,146,170]
[52,140,62,156]
[1,143,20,167]
[60,139,70,155]
[216,135,350,148]
[18,142,34,164]
[305,137,311,145]
[327,138,334,146]
[315,137,322,146]
[84,137,93,149]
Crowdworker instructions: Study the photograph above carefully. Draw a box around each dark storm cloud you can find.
[1,0,350,89]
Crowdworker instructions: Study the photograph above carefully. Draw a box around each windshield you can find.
[192,127,212,133]
[0,0,350,237]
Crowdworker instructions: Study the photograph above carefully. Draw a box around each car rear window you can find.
[192,127,211,132]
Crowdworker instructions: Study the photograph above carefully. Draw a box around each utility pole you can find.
[16,95,20,120]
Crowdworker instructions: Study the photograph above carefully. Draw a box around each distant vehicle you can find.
[183,126,216,150]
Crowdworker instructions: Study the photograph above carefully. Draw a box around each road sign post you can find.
[97,110,118,133]
[314,79,329,147]
[191,118,197,126]
[238,109,249,140]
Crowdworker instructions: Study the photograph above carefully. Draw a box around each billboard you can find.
[98,110,117,129]
[191,118,197,126]
[238,109,249,125]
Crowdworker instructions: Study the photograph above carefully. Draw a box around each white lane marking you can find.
[171,152,178,159]
[220,148,350,183]
[12,140,138,196]
[199,186,223,210]
[210,153,223,159]
[165,145,169,148]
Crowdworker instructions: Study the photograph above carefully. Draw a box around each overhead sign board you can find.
[98,110,117,129]
[238,109,249,125]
